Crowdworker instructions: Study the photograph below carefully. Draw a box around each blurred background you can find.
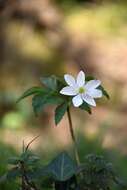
[0,0,127,189]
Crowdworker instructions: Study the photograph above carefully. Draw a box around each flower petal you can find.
[77,71,85,87]
[60,86,77,96]
[87,89,102,98]
[72,94,83,107]
[64,74,76,86]
[82,94,96,106]
[85,80,101,90]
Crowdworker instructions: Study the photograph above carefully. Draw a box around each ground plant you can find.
[0,71,125,190]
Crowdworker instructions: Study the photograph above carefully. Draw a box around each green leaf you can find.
[79,102,92,114]
[45,152,77,181]
[19,151,40,166]
[8,157,20,165]
[98,86,110,99]
[40,76,57,90]
[46,95,64,105]
[16,87,47,103]
[20,151,30,162]
[27,169,54,187]
[7,167,21,181]
[32,94,63,116]
[26,167,48,180]
[55,102,68,125]
[32,95,48,115]
[25,155,40,166]
[85,76,95,81]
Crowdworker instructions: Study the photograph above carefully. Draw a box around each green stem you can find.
[67,107,80,165]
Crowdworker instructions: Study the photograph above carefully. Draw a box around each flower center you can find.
[79,87,85,94]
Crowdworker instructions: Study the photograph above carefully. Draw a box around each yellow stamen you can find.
[79,87,85,94]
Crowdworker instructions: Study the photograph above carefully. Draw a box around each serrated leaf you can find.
[16,87,47,103]
[79,102,91,114]
[98,86,110,99]
[55,102,68,125]
[45,152,77,181]
[40,76,57,90]
[32,94,63,116]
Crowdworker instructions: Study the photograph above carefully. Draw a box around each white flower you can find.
[60,71,102,107]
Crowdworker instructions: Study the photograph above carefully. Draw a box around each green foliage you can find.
[78,154,122,190]
[17,75,68,124]
[79,102,91,114]
[98,85,110,99]
[85,76,95,81]
[2,151,40,184]
[7,167,21,181]
[55,102,68,125]
[32,94,63,116]
[1,148,78,189]
[44,152,77,181]
[27,152,78,189]
[8,157,20,165]
[40,76,58,90]
[16,86,48,103]
[0,144,41,189]
[2,149,124,190]
[0,143,19,189]
[8,151,40,167]
[17,74,109,126]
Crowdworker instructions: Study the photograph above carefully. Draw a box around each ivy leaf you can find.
[98,86,110,99]
[26,153,77,183]
[32,94,63,116]
[40,76,57,90]
[45,152,77,181]
[55,102,68,125]
[79,102,92,114]
[16,87,47,103]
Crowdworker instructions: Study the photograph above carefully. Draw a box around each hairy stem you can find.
[67,107,80,165]
[21,162,39,190]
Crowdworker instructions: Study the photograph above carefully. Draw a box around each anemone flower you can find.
[60,71,102,107]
